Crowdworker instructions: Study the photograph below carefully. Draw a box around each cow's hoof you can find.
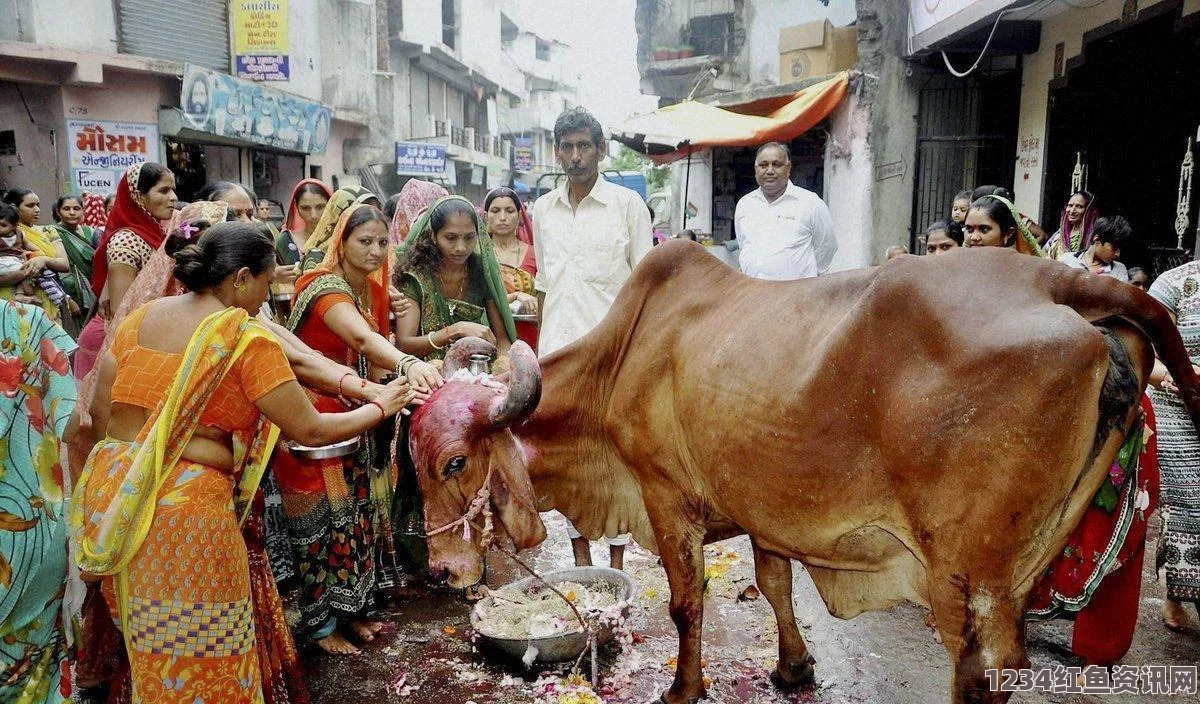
[657,691,708,704]
[769,652,817,690]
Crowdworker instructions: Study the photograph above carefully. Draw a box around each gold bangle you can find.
[428,331,445,350]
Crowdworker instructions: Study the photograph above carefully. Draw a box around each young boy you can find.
[0,203,73,309]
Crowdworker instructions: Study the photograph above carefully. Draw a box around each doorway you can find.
[1043,3,1200,270]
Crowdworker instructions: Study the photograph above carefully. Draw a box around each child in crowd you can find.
[950,190,973,225]
[0,203,72,309]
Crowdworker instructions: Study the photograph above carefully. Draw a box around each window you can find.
[535,39,551,62]
[442,0,457,49]
[118,0,229,69]
[689,13,735,57]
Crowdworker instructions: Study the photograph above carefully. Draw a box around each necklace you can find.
[437,271,467,316]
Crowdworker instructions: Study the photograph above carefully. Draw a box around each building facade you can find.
[0,0,580,208]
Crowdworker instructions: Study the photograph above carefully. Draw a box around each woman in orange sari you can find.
[71,222,420,704]
[277,204,442,655]
[482,187,538,351]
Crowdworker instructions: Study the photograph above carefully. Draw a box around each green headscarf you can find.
[981,194,1046,258]
[398,195,517,345]
[299,186,376,271]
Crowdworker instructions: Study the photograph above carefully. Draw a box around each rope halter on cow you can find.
[424,465,494,544]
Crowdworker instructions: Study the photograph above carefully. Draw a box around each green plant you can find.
[611,146,670,192]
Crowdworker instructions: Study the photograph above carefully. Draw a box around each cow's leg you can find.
[751,540,815,689]
[929,574,1028,704]
[649,508,708,704]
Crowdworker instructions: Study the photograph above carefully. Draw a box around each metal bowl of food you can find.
[285,436,360,460]
[272,292,294,302]
[470,566,634,665]
[512,313,538,323]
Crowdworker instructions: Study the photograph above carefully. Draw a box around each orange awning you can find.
[612,72,850,163]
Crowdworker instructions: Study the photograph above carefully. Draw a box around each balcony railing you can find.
[434,120,448,137]
[451,127,469,149]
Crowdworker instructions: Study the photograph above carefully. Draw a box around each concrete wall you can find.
[823,0,919,269]
[744,0,857,85]
[461,0,503,75]
[4,0,117,51]
[284,0,326,102]
[402,0,448,48]
[1011,0,1194,219]
[0,82,64,204]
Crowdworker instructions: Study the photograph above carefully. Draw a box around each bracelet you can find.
[399,356,417,377]
[428,331,446,350]
[369,400,387,419]
[337,372,353,397]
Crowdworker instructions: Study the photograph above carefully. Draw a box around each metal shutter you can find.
[119,0,229,70]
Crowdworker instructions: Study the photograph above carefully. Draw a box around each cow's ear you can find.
[488,438,547,549]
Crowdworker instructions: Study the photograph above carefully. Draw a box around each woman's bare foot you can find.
[350,619,384,642]
[1163,598,1193,632]
[315,632,360,655]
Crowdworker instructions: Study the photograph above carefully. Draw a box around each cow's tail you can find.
[1051,270,1200,432]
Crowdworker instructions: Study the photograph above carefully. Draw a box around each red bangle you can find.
[369,400,387,419]
[338,372,353,397]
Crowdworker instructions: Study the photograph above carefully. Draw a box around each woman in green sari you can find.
[392,196,515,589]
[394,195,516,361]
[48,196,97,331]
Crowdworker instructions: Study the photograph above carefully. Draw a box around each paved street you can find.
[307,513,1200,703]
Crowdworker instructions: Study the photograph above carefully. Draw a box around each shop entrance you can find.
[1043,2,1200,270]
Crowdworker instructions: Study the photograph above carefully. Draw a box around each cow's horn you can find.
[489,342,542,427]
[443,337,498,376]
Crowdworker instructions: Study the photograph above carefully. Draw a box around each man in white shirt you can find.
[734,142,837,280]
[532,106,652,570]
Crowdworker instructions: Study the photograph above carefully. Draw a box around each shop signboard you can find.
[513,135,533,173]
[395,141,447,176]
[233,0,290,81]
[181,63,332,154]
[67,119,160,194]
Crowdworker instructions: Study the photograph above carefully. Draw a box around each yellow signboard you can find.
[232,0,290,81]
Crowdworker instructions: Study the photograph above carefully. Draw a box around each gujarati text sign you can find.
[233,0,290,81]
[67,120,160,193]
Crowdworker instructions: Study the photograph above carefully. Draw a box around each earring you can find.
[235,281,246,291]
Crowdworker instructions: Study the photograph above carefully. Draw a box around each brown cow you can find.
[406,241,1200,704]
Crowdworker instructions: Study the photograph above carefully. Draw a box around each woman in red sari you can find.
[276,204,442,655]
[964,192,1161,665]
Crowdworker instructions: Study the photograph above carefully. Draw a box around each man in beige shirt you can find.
[533,106,652,569]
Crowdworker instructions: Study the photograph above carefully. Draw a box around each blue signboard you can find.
[181,63,332,155]
[395,141,447,176]
[236,55,290,81]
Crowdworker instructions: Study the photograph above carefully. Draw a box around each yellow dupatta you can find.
[69,307,281,577]
[15,224,62,319]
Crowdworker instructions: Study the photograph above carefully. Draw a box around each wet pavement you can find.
[306,513,1200,703]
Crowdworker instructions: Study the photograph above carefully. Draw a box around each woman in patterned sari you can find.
[72,202,354,704]
[47,195,98,335]
[1146,260,1200,630]
[276,204,441,655]
[482,187,538,351]
[70,222,420,704]
[0,301,77,704]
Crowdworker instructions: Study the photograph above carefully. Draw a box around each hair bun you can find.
[172,243,206,290]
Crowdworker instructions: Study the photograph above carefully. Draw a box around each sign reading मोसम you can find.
[395,142,447,176]
[181,64,332,154]
[67,120,160,194]
[233,0,290,81]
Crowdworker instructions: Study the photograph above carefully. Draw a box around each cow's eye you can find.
[443,456,467,478]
